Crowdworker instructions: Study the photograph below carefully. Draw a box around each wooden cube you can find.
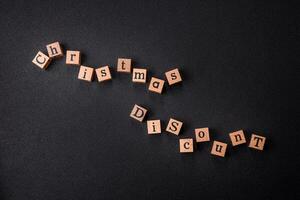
[66,50,80,65]
[46,42,63,58]
[95,66,112,82]
[179,138,194,153]
[195,127,210,142]
[32,51,51,69]
[147,120,161,134]
[78,65,94,82]
[148,77,165,94]
[130,104,147,122]
[117,58,131,73]
[165,68,182,85]
[166,118,183,135]
[211,141,227,157]
[229,130,246,146]
[132,68,147,83]
[248,134,266,150]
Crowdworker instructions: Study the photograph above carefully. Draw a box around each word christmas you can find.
[32,41,267,156]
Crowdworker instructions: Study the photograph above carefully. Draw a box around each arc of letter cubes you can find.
[32,41,268,156]
[128,103,266,156]
[32,43,183,94]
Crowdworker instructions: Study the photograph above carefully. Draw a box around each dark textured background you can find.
[0,0,298,199]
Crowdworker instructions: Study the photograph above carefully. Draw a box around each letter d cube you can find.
[130,104,147,122]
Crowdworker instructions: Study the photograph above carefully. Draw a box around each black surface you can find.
[0,0,299,199]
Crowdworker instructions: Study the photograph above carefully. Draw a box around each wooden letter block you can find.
[132,68,147,83]
[147,120,161,134]
[46,42,63,58]
[165,68,182,85]
[195,127,210,142]
[32,51,51,69]
[78,65,94,82]
[117,58,131,73]
[179,138,194,153]
[248,134,266,150]
[229,130,246,146]
[148,77,165,94]
[166,118,183,135]
[95,66,112,82]
[130,104,147,122]
[66,50,80,65]
[211,141,227,157]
